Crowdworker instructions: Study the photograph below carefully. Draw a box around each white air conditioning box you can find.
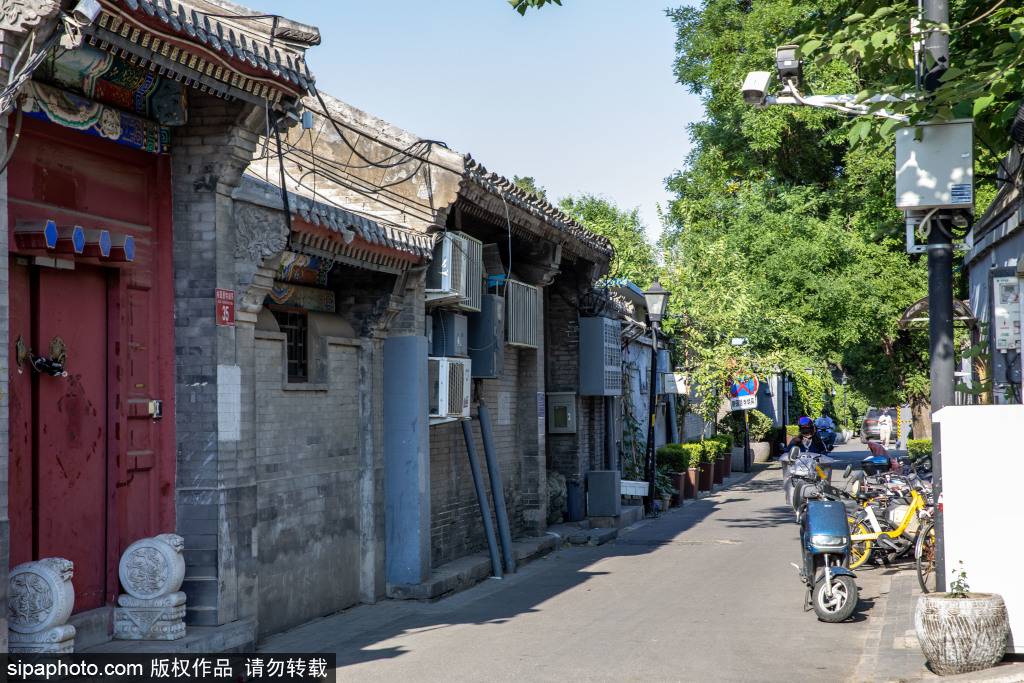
[428,356,471,421]
[425,232,482,309]
[895,119,974,211]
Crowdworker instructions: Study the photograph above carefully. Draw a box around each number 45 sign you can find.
[216,289,235,327]
[729,376,759,411]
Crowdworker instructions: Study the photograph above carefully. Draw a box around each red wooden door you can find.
[9,261,110,611]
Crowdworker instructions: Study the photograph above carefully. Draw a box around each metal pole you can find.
[743,410,751,473]
[922,0,950,592]
[478,404,517,574]
[644,322,659,516]
[928,235,953,591]
[461,420,503,580]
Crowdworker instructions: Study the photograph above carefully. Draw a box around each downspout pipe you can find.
[478,403,516,574]
[461,419,503,580]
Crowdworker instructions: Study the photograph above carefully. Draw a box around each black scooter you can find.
[791,468,860,622]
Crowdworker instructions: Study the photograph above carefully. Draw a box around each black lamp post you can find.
[643,278,670,516]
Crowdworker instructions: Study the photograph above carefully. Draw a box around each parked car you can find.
[860,407,896,444]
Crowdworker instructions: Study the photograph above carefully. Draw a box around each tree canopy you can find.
[558,194,658,286]
[505,0,1018,431]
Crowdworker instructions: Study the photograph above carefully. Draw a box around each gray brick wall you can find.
[172,93,263,627]
[544,281,610,483]
[253,334,362,636]
[428,350,531,568]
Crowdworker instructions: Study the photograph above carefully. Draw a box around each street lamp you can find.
[643,278,671,516]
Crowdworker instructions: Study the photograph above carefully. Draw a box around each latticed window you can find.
[270,307,308,382]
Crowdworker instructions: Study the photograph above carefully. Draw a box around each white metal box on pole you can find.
[933,405,1024,653]
[895,119,974,211]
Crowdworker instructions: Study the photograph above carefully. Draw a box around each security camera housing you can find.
[741,71,772,106]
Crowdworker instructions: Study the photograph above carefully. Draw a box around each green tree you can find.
[512,175,549,202]
[509,0,561,15]
[558,194,659,286]
[792,0,1024,156]
[663,0,936,435]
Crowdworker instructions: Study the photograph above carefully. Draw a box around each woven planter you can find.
[914,593,1009,676]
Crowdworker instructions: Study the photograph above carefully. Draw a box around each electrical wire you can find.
[312,89,448,170]
[269,113,294,246]
[0,23,65,116]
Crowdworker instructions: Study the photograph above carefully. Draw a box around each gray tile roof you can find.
[463,156,614,260]
[236,175,433,259]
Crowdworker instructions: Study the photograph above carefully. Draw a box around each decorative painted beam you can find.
[14,219,58,250]
[82,229,112,258]
[53,226,86,255]
[100,235,136,262]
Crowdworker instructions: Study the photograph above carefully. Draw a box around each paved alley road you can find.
[261,464,885,682]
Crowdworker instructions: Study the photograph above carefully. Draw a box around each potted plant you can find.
[697,448,714,492]
[711,435,733,474]
[655,465,678,511]
[684,449,699,499]
[914,561,1010,676]
[656,444,689,506]
[711,440,726,485]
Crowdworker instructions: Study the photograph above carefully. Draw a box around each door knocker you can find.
[15,335,68,377]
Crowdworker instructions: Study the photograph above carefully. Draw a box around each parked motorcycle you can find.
[781,447,836,515]
[790,470,860,622]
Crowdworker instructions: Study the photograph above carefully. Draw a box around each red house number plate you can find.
[216,289,235,327]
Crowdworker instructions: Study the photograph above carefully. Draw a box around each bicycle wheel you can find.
[848,517,872,569]
[916,522,936,593]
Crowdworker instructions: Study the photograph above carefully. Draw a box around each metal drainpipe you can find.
[461,419,502,579]
[478,403,517,574]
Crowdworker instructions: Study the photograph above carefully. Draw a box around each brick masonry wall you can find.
[172,93,262,627]
[429,351,527,568]
[546,284,583,480]
[253,334,362,636]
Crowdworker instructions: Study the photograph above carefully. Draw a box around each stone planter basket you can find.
[915,592,1010,676]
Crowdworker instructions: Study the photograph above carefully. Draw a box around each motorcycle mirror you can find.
[843,463,852,478]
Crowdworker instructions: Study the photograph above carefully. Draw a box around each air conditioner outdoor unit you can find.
[428,356,471,420]
[425,232,483,309]
[506,279,540,348]
[426,233,468,305]
[579,316,622,396]
[455,232,483,312]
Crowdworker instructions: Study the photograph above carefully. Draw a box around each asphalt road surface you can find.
[263,456,895,682]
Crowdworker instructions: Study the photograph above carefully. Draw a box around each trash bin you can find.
[566,480,583,522]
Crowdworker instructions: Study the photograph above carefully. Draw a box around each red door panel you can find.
[40,265,108,611]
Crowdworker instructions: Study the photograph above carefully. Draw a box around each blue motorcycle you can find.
[792,471,860,622]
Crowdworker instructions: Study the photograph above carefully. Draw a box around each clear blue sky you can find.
[243,1,704,241]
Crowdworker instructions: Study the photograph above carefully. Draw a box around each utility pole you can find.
[922,0,951,592]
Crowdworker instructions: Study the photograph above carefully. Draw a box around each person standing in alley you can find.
[877,409,893,446]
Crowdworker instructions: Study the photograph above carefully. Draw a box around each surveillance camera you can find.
[741,71,772,106]
[775,45,804,88]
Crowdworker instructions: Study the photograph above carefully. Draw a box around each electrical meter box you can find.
[895,119,974,211]
[993,275,1021,351]
[546,392,577,434]
[431,311,468,357]
[467,294,504,377]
